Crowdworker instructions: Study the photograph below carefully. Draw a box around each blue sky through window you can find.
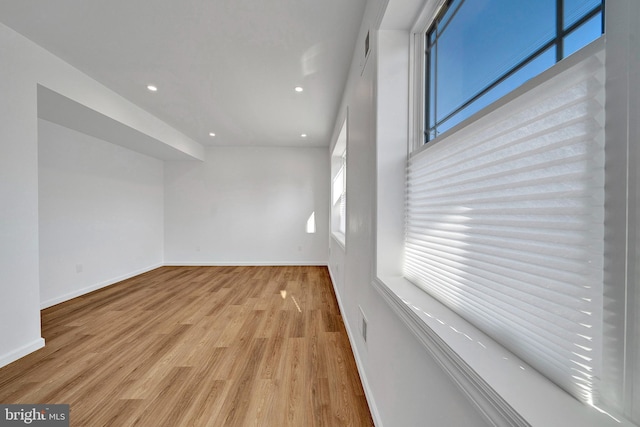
[426,0,603,141]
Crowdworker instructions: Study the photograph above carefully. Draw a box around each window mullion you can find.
[557,0,564,62]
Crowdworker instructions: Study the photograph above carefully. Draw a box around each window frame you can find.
[375,35,633,427]
[368,0,640,425]
[331,118,347,247]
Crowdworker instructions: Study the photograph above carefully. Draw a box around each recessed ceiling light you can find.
[301,133,307,138]
[147,85,158,92]
[295,86,304,92]
[209,132,216,137]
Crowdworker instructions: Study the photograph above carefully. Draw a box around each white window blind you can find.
[405,49,605,405]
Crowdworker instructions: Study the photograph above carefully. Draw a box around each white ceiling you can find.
[0,0,367,148]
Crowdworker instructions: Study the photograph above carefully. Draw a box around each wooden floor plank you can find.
[0,266,373,426]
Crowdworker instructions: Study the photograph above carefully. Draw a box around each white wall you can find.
[165,146,329,265]
[0,21,199,368]
[38,119,164,308]
[0,23,43,367]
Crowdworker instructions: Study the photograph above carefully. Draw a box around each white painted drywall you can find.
[0,24,44,367]
[38,119,164,308]
[164,146,329,265]
[0,21,200,368]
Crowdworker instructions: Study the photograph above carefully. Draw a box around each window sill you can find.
[331,232,345,250]
[372,276,634,427]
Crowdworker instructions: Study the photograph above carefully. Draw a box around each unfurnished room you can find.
[1,0,639,426]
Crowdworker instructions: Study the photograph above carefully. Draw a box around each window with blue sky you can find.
[425,0,604,142]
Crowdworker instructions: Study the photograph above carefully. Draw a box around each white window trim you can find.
[375,3,638,423]
[331,231,346,249]
[372,273,632,427]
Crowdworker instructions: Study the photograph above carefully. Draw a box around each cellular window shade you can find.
[405,49,605,404]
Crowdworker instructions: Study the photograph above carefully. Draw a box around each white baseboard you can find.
[0,337,45,369]
[40,263,163,309]
[327,266,383,427]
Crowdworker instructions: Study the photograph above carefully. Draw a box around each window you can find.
[425,0,604,142]
[406,0,620,417]
[331,119,347,244]
[332,153,346,235]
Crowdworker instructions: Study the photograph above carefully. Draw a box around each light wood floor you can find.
[0,266,373,426]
